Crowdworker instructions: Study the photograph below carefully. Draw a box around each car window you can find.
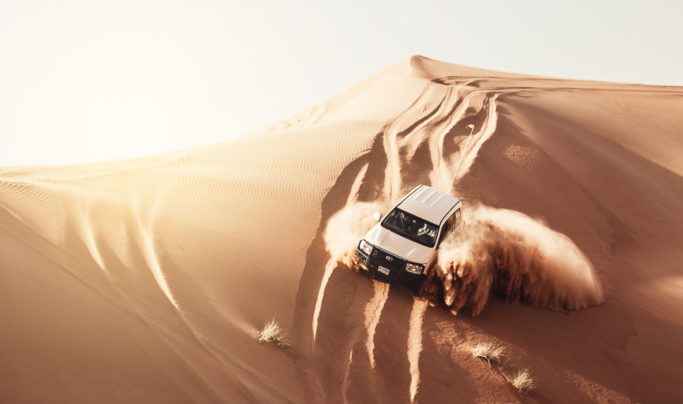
[438,220,451,246]
[438,213,453,247]
[437,208,462,247]
[381,208,439,247]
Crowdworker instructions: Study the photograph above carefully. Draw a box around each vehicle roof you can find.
[396,185,460,225]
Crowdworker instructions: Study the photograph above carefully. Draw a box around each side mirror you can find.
[373,211,382,222]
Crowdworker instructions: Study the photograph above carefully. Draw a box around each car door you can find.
[437,208,461,248]
[425,207,462,275]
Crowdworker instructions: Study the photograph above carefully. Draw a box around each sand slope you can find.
[2,56,683,403]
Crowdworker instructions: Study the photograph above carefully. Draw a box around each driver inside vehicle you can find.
[417,222,432,237]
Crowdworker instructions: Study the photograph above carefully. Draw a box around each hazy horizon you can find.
[2,0,681,166]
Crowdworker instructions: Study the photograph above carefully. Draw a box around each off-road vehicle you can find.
[355,185,462,290]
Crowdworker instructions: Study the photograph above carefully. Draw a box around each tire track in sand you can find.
[307,75,508,401]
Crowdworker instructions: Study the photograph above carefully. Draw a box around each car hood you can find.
[364,224,434,264]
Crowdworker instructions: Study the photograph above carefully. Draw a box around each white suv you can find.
[355,185,463,290]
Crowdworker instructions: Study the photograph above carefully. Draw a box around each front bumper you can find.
[355,242,425,290]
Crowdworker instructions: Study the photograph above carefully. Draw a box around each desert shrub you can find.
[511,369,535,393]
[257,319,290,349]
[473,342,504,365]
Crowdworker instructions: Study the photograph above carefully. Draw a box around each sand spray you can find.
[324,202,604,315]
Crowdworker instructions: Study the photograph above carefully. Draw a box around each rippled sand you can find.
[2,56,683,403]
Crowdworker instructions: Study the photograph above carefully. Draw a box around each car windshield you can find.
[381,208,439,247]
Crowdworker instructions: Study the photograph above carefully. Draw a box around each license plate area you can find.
[377,266,390,275]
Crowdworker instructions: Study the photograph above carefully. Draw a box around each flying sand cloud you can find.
[324,201,604,315]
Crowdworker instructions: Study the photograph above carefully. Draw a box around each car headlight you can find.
[405,262,424,274]
[359,239,373,255]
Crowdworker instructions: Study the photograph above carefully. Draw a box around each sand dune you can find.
[2,55,683,403]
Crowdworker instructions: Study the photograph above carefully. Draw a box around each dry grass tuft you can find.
[473,342,504,365]
[511,369,535,393]
[257,319,290,349]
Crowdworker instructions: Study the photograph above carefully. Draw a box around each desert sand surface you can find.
[2,55,683,403]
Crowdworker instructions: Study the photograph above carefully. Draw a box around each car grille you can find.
[370,248,405,280]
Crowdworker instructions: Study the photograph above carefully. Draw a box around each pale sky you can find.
[1,0,681,166]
